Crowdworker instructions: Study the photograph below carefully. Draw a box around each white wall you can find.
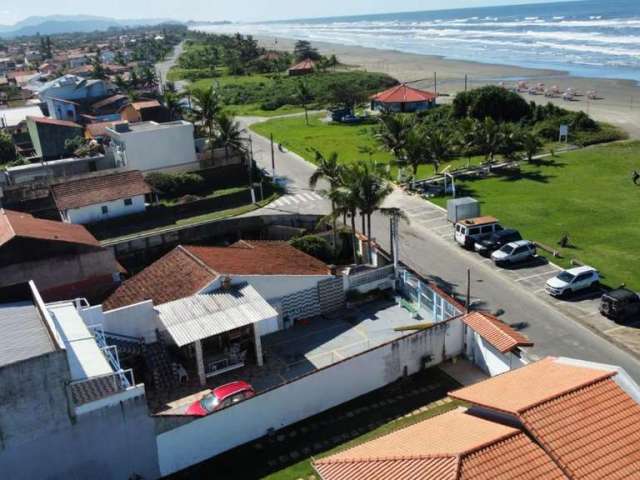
[64,195,145,224]
[465,328,526,376]
[109,122,198,173]
[233,275,333,303]
[80,301,159,343]
[156,319,463,476]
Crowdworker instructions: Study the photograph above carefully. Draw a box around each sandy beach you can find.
[256,35,640,138]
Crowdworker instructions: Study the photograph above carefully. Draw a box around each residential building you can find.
[315,356,640,479]
[106,120,198,173]
[0,57,15,75]
[67,53,89,69]
[91,93,129,115]
[34,75,113,117]
[2,154,114,186]
[0,104,44,132]
[288,58,315,76]
[0,209,122,301]
[99,50,116,64]
[51,170,151,224]
[26,116,83,159]
[371,83,437,113]
[120,99,171,123]
[0,281,159,480]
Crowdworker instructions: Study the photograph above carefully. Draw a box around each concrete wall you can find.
[0,249,119,292]
[80,301,159,343]
[156,319,464,476]
[64,194,146,224]
[233,275,333,304]
[109,121,198,173]
[0,353,160,480]
[465,328,526,376]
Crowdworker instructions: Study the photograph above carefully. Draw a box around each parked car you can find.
[545,266,600,297]
[454,216,503,249]
[185,381,255,416]
[474,229,522,255]
[491,240,536,265]
[599,288,640,322]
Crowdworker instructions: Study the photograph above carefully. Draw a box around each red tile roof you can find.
[51,170,151,210]
[184,240,331,276]
[289,58,315,71]
[462,311,533,353]
[103,246,215,311]
[371,84,436,103]
[131,100,161,110]
[85,121,115,138]
[27,116,82,129]
[91,94,128,110]
[0,209,100,248]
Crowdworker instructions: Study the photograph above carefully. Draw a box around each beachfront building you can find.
[370,83,437,113]
[288,58,315,76]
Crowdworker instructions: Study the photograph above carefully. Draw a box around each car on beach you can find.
[491,240,536,266]
[545,266,600,297]
[474,229,522,255]
[185,381,255,416]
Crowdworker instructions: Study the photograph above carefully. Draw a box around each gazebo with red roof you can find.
[288,58,315,76]
[371,83,437,113]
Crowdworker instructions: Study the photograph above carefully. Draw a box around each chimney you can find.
[221,276,232,290]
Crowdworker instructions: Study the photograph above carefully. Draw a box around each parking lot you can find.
[402,200,640,358]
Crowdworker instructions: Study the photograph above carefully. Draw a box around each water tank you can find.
[447,197,480,223]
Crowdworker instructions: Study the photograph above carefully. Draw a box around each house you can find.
[91,94,129,115]
[67,53,89,69]
[26,116,83,160]
[0,209,122,301]
[370,83,437,113]
[288,58,315,76]
[103,240,335,326]
[84,121,117,141]
[51,170,151,224]
[35,75,113,116]
[120,99,171,123]
[46,97,81,122]
[0,281,159,480]
[0,104,44,132]
[462,311,533,375]
[106,120,198,173]
[3,154,114,185]
[0,57,15,75]
[316,356,640,480]
[99,50,116,64]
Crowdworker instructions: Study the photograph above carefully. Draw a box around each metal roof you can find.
[0,301,57,367]
[156,283,278,347]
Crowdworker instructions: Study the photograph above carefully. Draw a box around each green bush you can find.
[453,86,531,122]
[0,130,17,165]
[290,235,332,263]
[145,172,206,198]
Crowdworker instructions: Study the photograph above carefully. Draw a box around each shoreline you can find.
[252,34,640,138]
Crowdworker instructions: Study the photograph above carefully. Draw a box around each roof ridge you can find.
[178,245,220,277]
[0,209,15,240]
[314,452,457,465]
[459,429,523,458]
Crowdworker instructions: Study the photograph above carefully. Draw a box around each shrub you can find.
[0,130,17,165]
[453,86,531,123]
[146,172,206,197]
[290,235,332,263]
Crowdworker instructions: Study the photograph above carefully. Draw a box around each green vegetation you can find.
[0,130,17,165]
[145,171,206,198]
[430,141,640,290]
[289,235,332,263]
[264,400,461,480]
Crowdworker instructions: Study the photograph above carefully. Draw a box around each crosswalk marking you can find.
[270,191,324,208]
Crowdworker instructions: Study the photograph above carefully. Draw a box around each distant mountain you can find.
[0,15,182,37]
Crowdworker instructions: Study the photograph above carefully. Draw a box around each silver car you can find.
[491,240,536,265]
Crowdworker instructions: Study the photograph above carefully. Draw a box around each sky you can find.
[0,0,568,25]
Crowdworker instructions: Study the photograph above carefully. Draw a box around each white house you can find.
[34,75,113,119]
[51,170,151,224]
[106,121,199,173]
[99,50,116,64]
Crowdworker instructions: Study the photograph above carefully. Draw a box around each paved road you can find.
[242,116,640,382]
[156,41,188,92]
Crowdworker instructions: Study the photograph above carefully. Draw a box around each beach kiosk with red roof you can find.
[370,83,437,113]
[288,58,316,76]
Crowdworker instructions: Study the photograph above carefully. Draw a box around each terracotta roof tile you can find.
[91,94,128,110]
[103,246,215,311]
[449,357,615,414]
[27,116,82,129]
[131,100,161,110]
[184,240,330,276]
[462,311,533,353]
[371,84,436,103]
[0,209,100,248]
[520,378,640,480]
[289,58,315,71]
[51,170,151,210]
[315,456,459,480]
[85,121,115,138]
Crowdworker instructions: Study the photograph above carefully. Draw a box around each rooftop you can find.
[51,170,151,210]
[91,94,128,110]
[0,105,43,128]
[289,58,315,71]
[27,115,82,129]
[0,209,101,249]
[107,120,190,134]
[371,84,437,104]
[130,99,161,110]
[462,312,533,353]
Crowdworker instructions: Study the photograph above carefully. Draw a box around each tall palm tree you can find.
[215,112,247,163]
[520,130,544,163]
[190,86,221,151]
[163,90,184,121]
[297,80,312,126]
[375,113,414,162]
[335,166,364,263]
[309,150,343,250]
[474,117,505,165]
[425,129,453,174]
[456,118,480,168]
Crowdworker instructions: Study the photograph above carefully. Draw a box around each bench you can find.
[400,298,421,319]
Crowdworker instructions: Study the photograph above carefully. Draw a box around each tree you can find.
[474,117,505,164]
[297,80,312,126]
[453,86,531,123]
[425,129,453,174]
[375,113,415,162]
[191,86,221,147]
[163,90,184,121]
[215,112,246,163]
[332,165,363,263]
[456,118,481,168]
[114,74,127,91]
[520,130,544,163]
[356,159,392,263]
[400,126,429,184]
[294,40,321,61]
[91,58,106,80]
[290,235,332,263]
[327,81,367,111]
[0,131,17,164]
[309,150,344,250]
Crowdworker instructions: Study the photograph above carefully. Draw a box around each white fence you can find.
[156,318,464,476]
[398,268,465,322]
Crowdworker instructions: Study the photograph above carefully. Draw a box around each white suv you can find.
[545,266,600,297]
[491,240,536,265]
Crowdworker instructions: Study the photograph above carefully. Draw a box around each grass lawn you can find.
[251,114,485,179]
[430,141,640,290]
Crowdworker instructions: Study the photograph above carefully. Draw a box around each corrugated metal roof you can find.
[156,283,277,347]
[0,301,56,367]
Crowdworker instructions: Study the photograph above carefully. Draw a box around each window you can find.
[124,198,133,207]
[480,226,493,234]
[101,206,109,215]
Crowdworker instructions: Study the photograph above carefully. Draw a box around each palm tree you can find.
[425,129,453,174]
[520,131,544,163]
[163,90,184,121]
[309,150,343,250]
[335,165,364,263]
[375,113,414,162]
[474,117,505,165]
[500,123,524,162]
[456,118,480,168]
[215,112,246,163]
[190,86,221,150]
[401,126,429,186]
[297,80,312,126]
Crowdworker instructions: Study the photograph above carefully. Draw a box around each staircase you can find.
[142,341,176,392]
[103,331,144,356]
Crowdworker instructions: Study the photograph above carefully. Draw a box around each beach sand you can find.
[256,35,640,138]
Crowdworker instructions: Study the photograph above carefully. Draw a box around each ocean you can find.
[196,0,640,82]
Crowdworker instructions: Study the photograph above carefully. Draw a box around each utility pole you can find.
[434,72,437,97]
[247,136,256,203]
[464,74,468,92]
[270,133,276,177]
[466,268,471,313]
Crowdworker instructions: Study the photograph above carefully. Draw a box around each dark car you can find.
[474,229,522,255]
[600,288,640,322]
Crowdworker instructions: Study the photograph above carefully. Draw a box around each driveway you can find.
[241,116,640,382]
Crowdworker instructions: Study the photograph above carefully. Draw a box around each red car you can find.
[185,381,255,416]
